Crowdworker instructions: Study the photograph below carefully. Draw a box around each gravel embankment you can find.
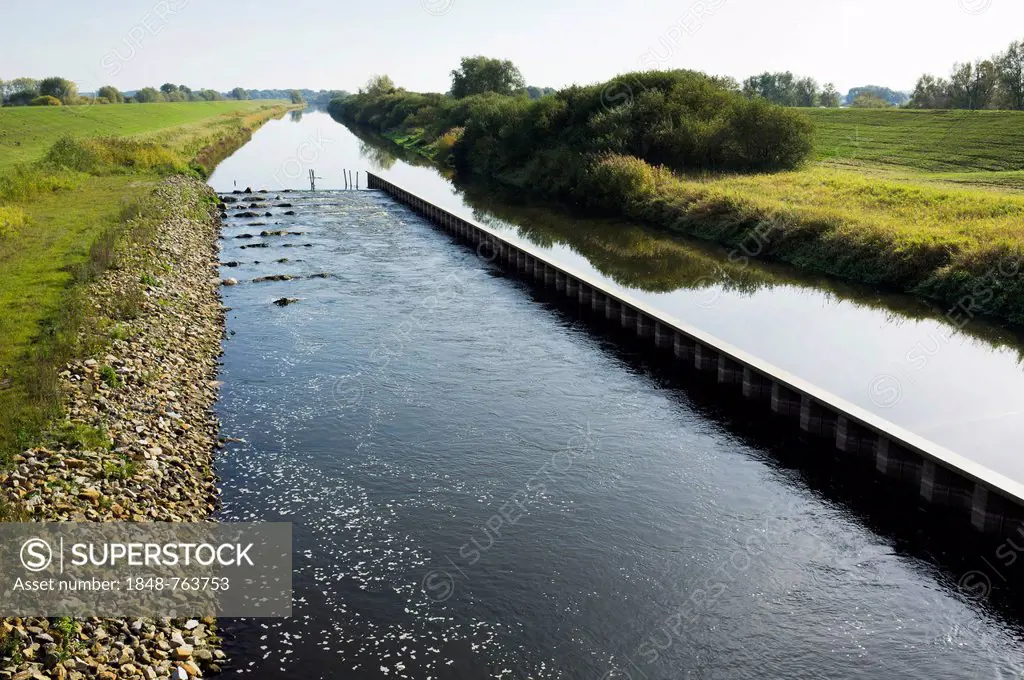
[0,176,229,680]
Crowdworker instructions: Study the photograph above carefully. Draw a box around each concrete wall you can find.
[367,172,1024,537]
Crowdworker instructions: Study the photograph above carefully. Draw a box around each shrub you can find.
[725,99,816,171]
[0,163,79,203]
[47,421,112,451]
[578,154,661,211]
[338,69,814,180]
[30,95,62,106]
[101,455,138,480]
[99,365,123,389]
[46,136,187,175]
[0,205,29,239]
[432,127,464,165]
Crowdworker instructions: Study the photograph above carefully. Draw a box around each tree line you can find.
[739,74,910,108]
[0,77,340,107]
[333,57,814,176]
[908,38,1024,110]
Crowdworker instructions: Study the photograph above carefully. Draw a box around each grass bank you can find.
[0,100,281,171]
[333,88,1024,326]
[0,100,294,464]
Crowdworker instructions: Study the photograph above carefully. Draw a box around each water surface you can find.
[208,122,1024,678]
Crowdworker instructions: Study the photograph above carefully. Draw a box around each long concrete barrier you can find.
[367,172,1024,537]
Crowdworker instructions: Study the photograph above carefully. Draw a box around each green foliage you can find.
[910,38,1024,110]
[851,93,893,108]
[99,364,123,389]
[743,71,820,106]
[30,95,62,107]
[48,421,112,451]
[844,85,908,106]
[362,75,397,97]
[38,77,77,103]
[0,205,28,239]
[101,454,138,480]
[577,153,661,211]
[289,89,304,104]
[450,56,526,98]
[97,85,125,103]
[52,617,81,661]
[46,135,189,175]
[0,163,79,203]
[820,83,841,108]
[133,87,164,103]
[0,625,23,662]
[338,69,814,185]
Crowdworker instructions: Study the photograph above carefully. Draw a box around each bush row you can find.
[330,70,815,200]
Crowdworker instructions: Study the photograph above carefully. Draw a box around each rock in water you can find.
[273,297,299,307]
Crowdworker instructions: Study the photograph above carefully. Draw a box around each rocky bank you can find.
[0,176,229,679]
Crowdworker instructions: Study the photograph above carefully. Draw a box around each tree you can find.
[97,85,124,103]
[160,83,178,94]
[710,75,740,92]
[231,87,249,100]
[289,89,304,104]
[362,74,396,97]
[947,60,997,109]
[820,83,841,107]
[11,78,38,95]
[794,77,819,107]
[997,40,1024,110]
[450,56,525,98]
[969,60,998,109]
[850,93,892,108]
[525,86,557,100]
[742,72,798,106]
[844,85,909,106]
[38,77,78,103]
[134,87,164,103]
[908,74,950,109]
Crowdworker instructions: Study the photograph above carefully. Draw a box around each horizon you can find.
[2,0,1021,97]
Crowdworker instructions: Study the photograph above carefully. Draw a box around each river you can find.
[204,109,1024,679]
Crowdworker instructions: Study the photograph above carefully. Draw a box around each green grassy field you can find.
[805,108,1024,190]
[0,101,278,171]
[0,100,292,460]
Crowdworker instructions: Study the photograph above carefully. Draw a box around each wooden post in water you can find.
[343,169,349,190]
[309,169,316,191]
[356,172,360,190]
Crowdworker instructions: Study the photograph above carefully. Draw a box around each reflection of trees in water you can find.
[461,183,770,294]
[289,110,304,122]
[455,182,1024,358]
[347,126,1024,358]
[358,140,397,171]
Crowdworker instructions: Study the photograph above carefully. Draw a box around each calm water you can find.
[208,111,1024,679]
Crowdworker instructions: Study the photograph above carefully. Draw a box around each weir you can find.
[366,172,1024,538]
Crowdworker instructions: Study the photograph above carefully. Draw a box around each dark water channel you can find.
[205,110,1024,679]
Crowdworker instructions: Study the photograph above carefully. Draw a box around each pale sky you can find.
[2,0,1021,95]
